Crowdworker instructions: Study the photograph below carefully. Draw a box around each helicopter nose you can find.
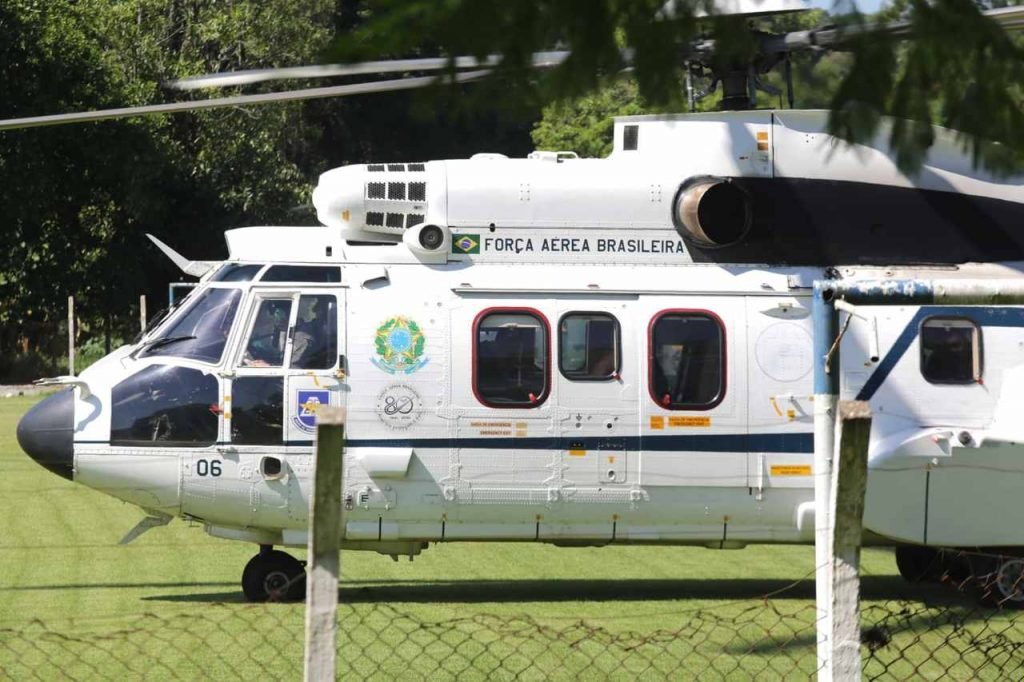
[17,390,74,481]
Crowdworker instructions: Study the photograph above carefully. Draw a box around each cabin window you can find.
[559,312,619,380]
[231,377,284,445]
[920,317,981,384]
[242,299,292,368]
[140,287,242,364]
[260,265,341,283]
[110,365,218,446]
[290,294,338,369]
[211,263,263,282]
[649,311,725,410]
[474,309,549,407]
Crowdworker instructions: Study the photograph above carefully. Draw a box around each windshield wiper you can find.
[134,335,197,358]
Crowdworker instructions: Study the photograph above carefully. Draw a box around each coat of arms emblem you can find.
[372,316,428,374]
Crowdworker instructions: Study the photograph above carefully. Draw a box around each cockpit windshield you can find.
[139,287,242,363]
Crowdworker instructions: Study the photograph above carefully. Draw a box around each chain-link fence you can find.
[4,554,1024,681]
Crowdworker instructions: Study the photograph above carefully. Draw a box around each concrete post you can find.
[828,400,872,681]
[303,406,345,682]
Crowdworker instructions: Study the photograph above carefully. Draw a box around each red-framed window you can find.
[648,310,726,410]
[473,308,550,408]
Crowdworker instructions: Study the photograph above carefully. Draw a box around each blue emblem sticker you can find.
[294,389,330,433]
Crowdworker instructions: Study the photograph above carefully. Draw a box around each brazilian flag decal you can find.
[452,234,480,254]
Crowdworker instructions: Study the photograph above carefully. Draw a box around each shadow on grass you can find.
[143,575,969,606]
[0,581,237,592]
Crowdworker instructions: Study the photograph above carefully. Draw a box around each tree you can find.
[531,10,851,158]
[340,0,1024,173]
[0,0,336,374]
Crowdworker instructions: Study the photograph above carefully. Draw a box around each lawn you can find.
[0,394,1020,680]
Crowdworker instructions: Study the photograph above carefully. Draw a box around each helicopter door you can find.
[282,292,345,443]
[223,289,345,525]
[745,297,814,496]
[229,289,346,444]
[555,305,637,488]
[639,298,747,490]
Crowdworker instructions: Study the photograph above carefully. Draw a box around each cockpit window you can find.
[260,265,341,283]
[242,298,293,367]
[291,294,337,369]
[110,365,218,446]
[140,287,242,364]
[211,263,264,282]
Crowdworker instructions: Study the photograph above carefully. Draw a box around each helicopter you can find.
[12,0,1024,603]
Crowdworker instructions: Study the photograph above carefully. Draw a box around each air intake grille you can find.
[362,162,429,234]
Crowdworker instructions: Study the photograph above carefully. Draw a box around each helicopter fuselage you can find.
[17,110,1024,565]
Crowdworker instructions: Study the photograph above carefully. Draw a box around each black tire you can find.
[241,550,306,602]
[895,546,943,583]
[979,556,1024,609]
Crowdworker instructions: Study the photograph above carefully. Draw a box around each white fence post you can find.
[67,296,75,377]
[824,400,872,681]
[303,406,345,681]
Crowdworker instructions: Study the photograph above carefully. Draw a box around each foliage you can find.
[0,1,329,370]
[532,80,649,158]
[531,10,851,158]
[345,0,1024,173]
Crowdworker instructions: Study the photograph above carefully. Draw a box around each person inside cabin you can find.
[291,296,330,369]
[242,299,290,367]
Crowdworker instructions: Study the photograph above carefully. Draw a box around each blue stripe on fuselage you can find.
[856,306,1024,402]
[77,432,814,453]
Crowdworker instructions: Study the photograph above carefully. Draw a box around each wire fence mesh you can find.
[4,550,1024,681]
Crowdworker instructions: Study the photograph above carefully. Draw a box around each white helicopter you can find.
[12,0,1024,603]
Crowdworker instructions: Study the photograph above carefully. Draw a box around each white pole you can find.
[304,406,345,681]
[67,296,75,377]
[812,285,839,679]
[139,294,147,333]
[814,393,835,679]
[828,400,872,681]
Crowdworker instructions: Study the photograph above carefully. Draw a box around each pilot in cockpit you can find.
[290,297,329,369]
[242,300,290,367]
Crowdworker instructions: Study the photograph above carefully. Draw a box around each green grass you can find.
[0,394,1021,679]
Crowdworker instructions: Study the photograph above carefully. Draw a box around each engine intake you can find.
[673,177,752,247]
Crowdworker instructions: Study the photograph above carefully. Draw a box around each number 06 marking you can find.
[196,459,222,477]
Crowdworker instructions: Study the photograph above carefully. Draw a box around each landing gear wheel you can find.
[895,546,942,583]
[241,549,306,602]
[983,557,1024,608]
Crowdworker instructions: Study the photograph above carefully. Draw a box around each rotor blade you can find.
[764,5,1024,53]
[0,70,489,132]
[662,0,811,19]
[167,51,570,91]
